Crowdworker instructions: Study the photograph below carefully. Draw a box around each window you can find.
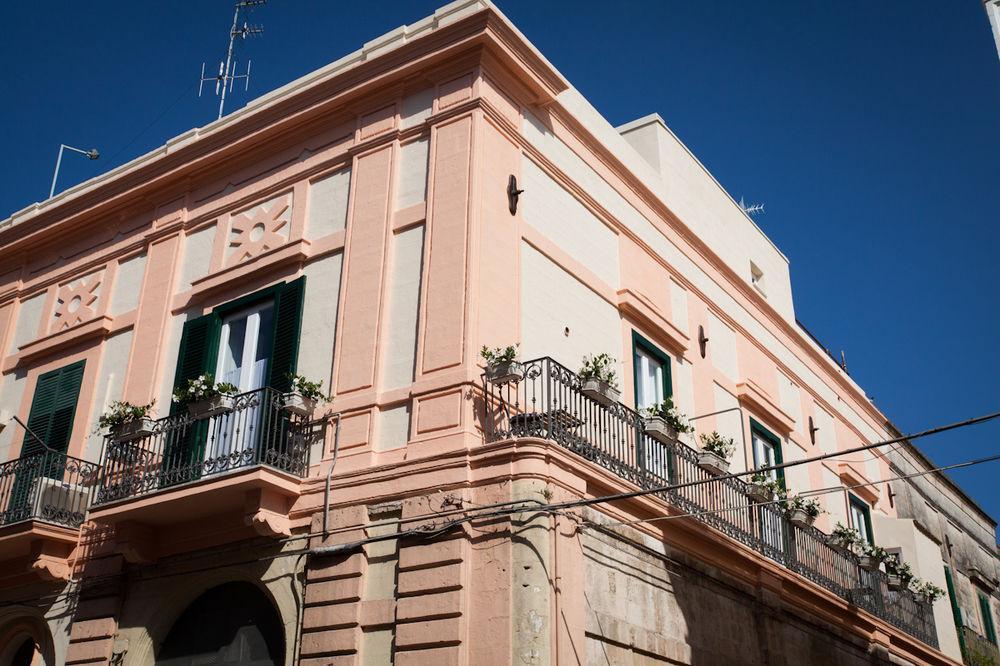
[750,261,765,296]
[848,494,874,545]
[750,419,784,487]
[979,590,998,644]
[631,331,671,412]
[217,301,275,393]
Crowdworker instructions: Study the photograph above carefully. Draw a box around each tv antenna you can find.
[199,0,266,120]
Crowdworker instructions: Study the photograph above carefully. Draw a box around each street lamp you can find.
[49,144,100,199]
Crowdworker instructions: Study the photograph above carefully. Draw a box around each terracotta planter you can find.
[112,416,156,442]
[187,394,235,419]
[788,508,817,529]
[283,392,317,417]
[697,450,730,476]
[747,483,774,504]
[857,555,883,571]
[581,379,620,407]
[644,416,679,444]
[485,360,524,385]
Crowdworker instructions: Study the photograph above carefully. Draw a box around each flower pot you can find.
[187,394,235,419]
[747,483,774,504]
[886,574,905,591]
[857,556,882,571]
[825,535,853,554]
[112,416,156,442]
[486,360,524,385]
[106,439,145,464]
[697,450,729,476]
[581,379,620,407]
[788,508,816,529]
[283,392,317,417]
[644,416,679,444]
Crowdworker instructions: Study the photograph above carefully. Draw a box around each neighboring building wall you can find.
[986,0,1000,60]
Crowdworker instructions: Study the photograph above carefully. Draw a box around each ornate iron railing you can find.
[94,387,313,505]
[0,450,100,528]
[483,356,939,648]
[962,625,1000,665]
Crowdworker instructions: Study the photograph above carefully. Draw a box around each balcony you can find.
[482,356,939,649]
[89,387,320,556]
[0,450,99,581]
[963,625,1000,665]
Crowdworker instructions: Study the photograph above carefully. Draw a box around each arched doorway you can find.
[10,637,36,666]
[156,582,284,665]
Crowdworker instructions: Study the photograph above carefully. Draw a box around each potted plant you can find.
[885,560,913,591]
[173,374,239,419]
[858,543,889,571]
[283,374,330,417]
[697,431,735,475]
[97,400,156,442]
[911,579,945,604]
[481,344,524,385]
[786,494,822,528]
[747,472,782,504]
[643,397,692,444]
[578,354,620,406]
[826,522,861,554]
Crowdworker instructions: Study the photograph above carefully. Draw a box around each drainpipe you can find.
[322,413,342,538]
[689,406,751,473]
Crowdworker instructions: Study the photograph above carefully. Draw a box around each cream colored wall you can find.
[300,252,343,390]
[519,242,620,377]
[0,371,26,461]
[306,168,351,239]
[178,224,216,292]
[109,253,147,316]
[6,293,44,357]
[395,138,429,210]
[83,329,134,462]
[381,225,424,391]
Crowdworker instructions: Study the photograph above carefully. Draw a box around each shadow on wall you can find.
[579,515,885,666]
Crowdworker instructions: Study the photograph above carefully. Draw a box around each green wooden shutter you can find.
[21,360,85,456]
[944,566,966,657]
[980,591,997,644]
[163,313,221,479]
[170,313,222,414]
[266,277,305,393]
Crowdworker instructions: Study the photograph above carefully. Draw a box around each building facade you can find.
[0,1,996,664]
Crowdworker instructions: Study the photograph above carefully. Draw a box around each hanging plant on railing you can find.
[785,494,822,528]
[857,543,890,571]
[910,579,945,603]
[173,374,239,420]
[696,430,734,476]
[96,400,156,442]
[642,397,692,445]
[747,472,784,504]
[826,522,862,554]
[578,353,620,406]
[885,559,914,591]
[481,344,524,385]
[283,374,331,417]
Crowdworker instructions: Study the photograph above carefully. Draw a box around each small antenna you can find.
[199,0,266,120]
[738,196,765,218]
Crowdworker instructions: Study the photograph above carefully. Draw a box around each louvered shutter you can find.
[266,277,305,393]
[170,313,222,414]
[21,360,85,456]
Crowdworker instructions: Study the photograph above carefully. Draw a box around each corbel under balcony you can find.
[736,379,795,434]
[0,521,79,583]
[617,287,689,354]
[89,466,302,564]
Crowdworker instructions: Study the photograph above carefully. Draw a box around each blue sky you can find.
[1,2,998,530]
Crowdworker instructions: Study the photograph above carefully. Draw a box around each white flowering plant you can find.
[699,431,735,460]
[579,353,618,389]
[786,494,823,519]
[95,400,155,434]
[172,374,239,406]
[644,397,693,434]
[480,344,519,365]
[287,374,330,402]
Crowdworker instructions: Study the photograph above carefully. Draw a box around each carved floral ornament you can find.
[227,193,293,266]
[51,272,103,332]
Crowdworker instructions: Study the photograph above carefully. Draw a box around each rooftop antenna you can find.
[738,196,765,218]
[199,0,266,120]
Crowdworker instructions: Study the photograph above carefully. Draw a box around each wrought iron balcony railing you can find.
[0,450,100,529]
[482,356,939,649]
[94,387,313,506]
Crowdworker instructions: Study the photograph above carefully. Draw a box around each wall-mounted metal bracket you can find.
[507,175,524,215]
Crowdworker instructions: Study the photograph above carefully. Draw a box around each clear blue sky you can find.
[1,2,998,531]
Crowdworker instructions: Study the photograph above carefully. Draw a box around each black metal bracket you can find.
[697,325,709,358]
[507,174,524,215]
[808,416,819,445]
